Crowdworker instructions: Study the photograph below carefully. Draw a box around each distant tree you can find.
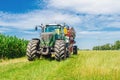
[114,40,120,50]
[104,44,111,50]
[92,40,120,50]
[93,46,101,50]
[111,45,115,50]
[93,46,97,50]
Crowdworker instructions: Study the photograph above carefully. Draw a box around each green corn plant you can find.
[0,34,28,59]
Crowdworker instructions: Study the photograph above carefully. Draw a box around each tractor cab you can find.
[39,24,65,47]
[44,24,62,33]
[42,24,64,36]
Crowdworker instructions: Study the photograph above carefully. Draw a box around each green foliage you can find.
[0,51,120,80]
[93,40,120,50]
[0,34,28,59]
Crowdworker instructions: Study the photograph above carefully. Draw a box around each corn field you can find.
[0,34,28,59]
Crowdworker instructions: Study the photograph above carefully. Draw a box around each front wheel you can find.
[26,39,40,61]
[54,40,66,61]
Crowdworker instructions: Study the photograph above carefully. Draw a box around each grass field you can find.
[0,51,120,80]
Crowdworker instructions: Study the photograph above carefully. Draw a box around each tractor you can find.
[26,24,77,61]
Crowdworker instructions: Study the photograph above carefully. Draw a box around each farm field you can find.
[0,51,120,80]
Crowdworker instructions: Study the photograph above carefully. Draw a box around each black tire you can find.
[54,40,66,61]
[26,39,40,61]
[66,50,70,58]
[73,46,78,55]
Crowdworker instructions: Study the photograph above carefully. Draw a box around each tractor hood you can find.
[41,32,55,47]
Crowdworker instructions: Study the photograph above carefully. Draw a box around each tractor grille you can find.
[41,32,53,41]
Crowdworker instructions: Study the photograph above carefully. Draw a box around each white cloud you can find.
[77,14,120,30]
[0,10,81,30]
[0,0,119,31]
[0,27,11,33]
[107,22,120,28]
[0,30,4,33]
[79,31,102,35]
[78,31,120,39]
[22,30,37,34]
[48,0,120,14]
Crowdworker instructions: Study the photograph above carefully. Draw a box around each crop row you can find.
[0,34,28,59]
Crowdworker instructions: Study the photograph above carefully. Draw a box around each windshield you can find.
[45,25,59,32]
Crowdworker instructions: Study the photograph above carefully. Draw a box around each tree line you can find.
[93,40,120,50]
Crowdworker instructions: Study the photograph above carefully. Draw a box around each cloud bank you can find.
[0,10,81,30]
[48,0,120,14]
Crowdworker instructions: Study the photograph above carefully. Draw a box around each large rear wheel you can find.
[54,40,66,61]
[73,45,78,55]
[26,39,40,61]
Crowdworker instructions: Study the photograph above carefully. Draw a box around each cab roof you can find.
[46,24,63,26]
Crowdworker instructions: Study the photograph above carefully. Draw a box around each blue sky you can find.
[0,0,120,49]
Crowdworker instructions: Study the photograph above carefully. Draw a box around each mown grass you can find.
[0,51,120,80]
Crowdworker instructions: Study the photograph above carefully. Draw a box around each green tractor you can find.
[26,24,77,61]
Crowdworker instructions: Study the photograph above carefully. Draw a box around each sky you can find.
[0,0,120,49]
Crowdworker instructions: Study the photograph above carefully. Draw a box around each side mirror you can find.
[35,25,42,31]
[35,25,44,32]
[35,24,44,32]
